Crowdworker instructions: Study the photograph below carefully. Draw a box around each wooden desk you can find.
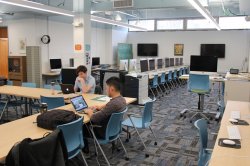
[209,101,250,166]
[0,94,136,161]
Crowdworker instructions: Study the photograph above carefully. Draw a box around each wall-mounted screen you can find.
[201,44,225,58]
[138,44,158,57]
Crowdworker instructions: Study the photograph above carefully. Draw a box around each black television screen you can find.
[190,56,218,72]
[140,60,149,72]
[92,57,100,66]
[201,44,225,58]
[157,59,163,69]
[149,59,155,70]
[138,44,158,57]
[165,58,170,68]
[170,58,175,67]
[50,59,62,69]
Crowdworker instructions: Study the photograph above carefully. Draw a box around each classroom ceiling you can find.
[0,0,248,23]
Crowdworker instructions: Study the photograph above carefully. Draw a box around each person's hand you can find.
[89,106,97,110]
[84,108,94,117]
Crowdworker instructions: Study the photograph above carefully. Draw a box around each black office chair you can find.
[94,85,103,94]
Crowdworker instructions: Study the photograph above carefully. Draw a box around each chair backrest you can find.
[7,80,13,86]
[40,96,65,110]
[183,67,187,74]
[160,72,166,83]
[152,75,158,86]
[194,118,208,166]
[188,74,210,92]
[173,70,177,78]
[57,117,84,159]
[168,71,172,80]
[22,82,36,88]
[142,101,154,128]
[105,107,128,140]
[44,84,61,91]
[179,68,183,76]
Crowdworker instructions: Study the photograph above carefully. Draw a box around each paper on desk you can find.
[92,95,111,102]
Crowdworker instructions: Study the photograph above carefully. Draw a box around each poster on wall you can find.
[174,44,184,56]
[19,38,27,54]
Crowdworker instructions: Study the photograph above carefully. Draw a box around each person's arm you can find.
[74,77,79,92]
[79,79,93,93]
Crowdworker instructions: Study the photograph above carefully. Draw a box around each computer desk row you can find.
[0,87,137,162]
[137,65,189,80]
[209,100,250,166]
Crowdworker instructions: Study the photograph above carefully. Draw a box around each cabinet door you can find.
[0,38,8,78]
[225,81,250,103]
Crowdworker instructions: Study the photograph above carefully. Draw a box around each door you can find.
[0,38,8,78]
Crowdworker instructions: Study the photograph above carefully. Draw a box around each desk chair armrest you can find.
[127,113,142,118]
[211,132,218,135]
[205,148,213,153]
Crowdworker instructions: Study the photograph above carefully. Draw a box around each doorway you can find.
[0,27,8,78]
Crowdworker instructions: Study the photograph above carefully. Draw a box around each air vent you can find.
[113,0,133,8]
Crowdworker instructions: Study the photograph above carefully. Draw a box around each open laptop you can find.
[70,95,88,113]
[60,84,75,94]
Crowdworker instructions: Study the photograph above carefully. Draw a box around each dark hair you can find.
[76,65,87,75]
[106,77,121,91]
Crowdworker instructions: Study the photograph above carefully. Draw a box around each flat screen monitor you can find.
[138,44,158,57]
[175,58,179,66]
[50,59,62,70]
[201,44,225,58]
[92,57,100,66]
[119,59,128,71]
[165,58,170,68]
[180,58,183,65]
[129,59,137,72]
[157,59,163,69]
[140,60,149,72]
[149,59,155,70]
[190,56,218,72]
[170,58,175,67]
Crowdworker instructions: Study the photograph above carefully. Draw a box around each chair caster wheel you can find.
[190,120,192,123]
[180,114,183,118]
[154,142,157,146]
[125,139,129,143]
[207,121,210,124]
[125,157,129,161]
[184,116,186,118]
[117,148,121,152]
[145,154,149,158]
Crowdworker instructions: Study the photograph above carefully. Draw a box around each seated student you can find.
[83,77,126,152]
[74,65,96,94]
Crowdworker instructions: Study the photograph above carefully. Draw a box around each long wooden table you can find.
[0,93,136,161]
[209,101,250,166]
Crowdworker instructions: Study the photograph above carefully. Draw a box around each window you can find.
[187,19,216,29]
[157,20,184,30]
[128,20,155,31]
[219,16,250,29]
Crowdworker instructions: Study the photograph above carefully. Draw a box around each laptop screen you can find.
[70,95,88,112]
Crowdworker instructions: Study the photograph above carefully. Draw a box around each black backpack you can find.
[37,110,81,130]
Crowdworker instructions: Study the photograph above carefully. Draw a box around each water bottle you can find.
[40,103,48,114]
[51,81,55,95]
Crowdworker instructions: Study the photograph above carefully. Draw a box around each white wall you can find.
[127,30,250,72]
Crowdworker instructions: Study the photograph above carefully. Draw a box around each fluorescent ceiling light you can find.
[187,0,221,30]
[91,15,148,31]
[0,0,74,17]
[117,11,138,18]
[115,14,122,21]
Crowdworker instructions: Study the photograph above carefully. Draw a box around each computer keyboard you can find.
[227,126,241,140]
[231,111,240,119]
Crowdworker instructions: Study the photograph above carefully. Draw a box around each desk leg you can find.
[23,98,29,117]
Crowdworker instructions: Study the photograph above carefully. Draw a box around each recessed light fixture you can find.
[0,0,74,17]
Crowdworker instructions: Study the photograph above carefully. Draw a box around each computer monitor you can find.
[129,59,137,72]
[165,58,170,68]
[50,59,62,71]
[175,58,179,66]
[119,59,128,71]
[140,60,149,72]
[170,58,175,67]
[92,57,100,66]
[149,59,155,71]
[180,58,183,65]
[157,59,163,69]
[190,56,218,72]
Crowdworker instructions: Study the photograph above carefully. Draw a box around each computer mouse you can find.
[222,139,236,145]
[229,118,238,123]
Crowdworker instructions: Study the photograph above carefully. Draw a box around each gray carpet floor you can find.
[1,82,222,166]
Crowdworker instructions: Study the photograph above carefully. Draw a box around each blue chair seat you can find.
[122,116,150,128]
[191,89,209,94]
